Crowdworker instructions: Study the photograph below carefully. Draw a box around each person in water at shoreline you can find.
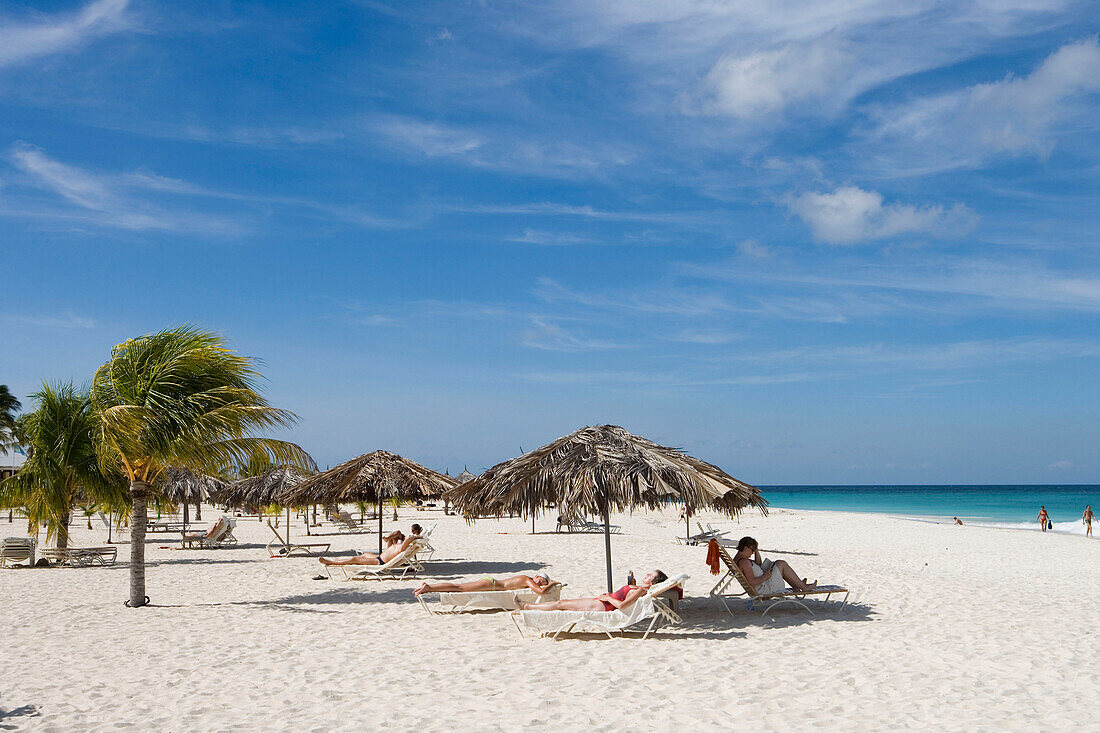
[1084,505,1094,538]
[514,570,668,612]
[413,572,555,597]
[954,517,964,525]
[1038,506,1049,532]
[734,536,818,594]
[318,526,422,566]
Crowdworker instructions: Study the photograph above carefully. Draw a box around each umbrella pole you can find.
[286,506,291,543]
[686,508,691,543]
[378,496,383,554]
[183,490,189,532]
[603,504,614,593]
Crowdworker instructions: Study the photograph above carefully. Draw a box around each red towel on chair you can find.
[705,539,721,575]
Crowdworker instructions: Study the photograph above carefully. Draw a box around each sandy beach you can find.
[2,506,1098,731]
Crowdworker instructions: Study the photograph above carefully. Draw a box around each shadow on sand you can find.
[0,705,40,729]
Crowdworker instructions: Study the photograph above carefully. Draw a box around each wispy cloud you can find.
[787,186,977,244]
[4,312,96,329]
[507,228,595,246]
[866,37,1100,173]
[520,315,627,352]
[0,0,131,68]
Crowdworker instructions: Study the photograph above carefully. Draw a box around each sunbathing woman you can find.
[514,570,668,612]
[413,572,555,597]
[734,536,817,594]
[318,530,421,566]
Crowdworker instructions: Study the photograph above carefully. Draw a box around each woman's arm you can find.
[525,577,550,595]
[738,558,771,588]
[604,587,647,610]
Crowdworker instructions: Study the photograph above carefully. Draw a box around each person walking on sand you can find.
[1038,506,1049,532]
[1084,505,1094,538]
[413,572,555,597]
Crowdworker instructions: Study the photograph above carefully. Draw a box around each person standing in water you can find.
[1038,506,1049,532]
[1084,505,1094,538]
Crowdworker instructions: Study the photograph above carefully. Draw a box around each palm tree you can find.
[90,326,315,608]
[0,383,121,548]
[0,385,21,448]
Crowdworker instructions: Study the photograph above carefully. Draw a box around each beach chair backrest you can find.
[716,546,760,598]
[266,521,289,547]
[1,537,35,561]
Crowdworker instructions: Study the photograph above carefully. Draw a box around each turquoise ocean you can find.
[759,485,1100,535]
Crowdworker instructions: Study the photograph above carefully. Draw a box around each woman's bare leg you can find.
[414,578,494,596]
[319,553,380,566]
[515,597,605,611]
[775,560,817,591]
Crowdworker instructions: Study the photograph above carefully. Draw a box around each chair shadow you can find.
[210,585,419,611]
[759,548,819,557]
[676,596,875,633]
[0,704,39,729]
[419,559,547,578]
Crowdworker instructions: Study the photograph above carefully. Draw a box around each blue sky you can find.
[1,0,1098,484]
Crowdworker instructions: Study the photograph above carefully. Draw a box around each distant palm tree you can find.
[0,383,122,548]
[91,326,315,608]
[0,385,21,448]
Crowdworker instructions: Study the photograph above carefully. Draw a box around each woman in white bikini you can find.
[733,536,817,594]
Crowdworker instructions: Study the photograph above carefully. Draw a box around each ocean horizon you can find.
[759,484,1099,535]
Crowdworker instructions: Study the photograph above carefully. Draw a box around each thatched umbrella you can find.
[446,424,767,591]
[223,466,310,538]
[279,450,456,553]
[157,467,228,529]
[449,468,477,516]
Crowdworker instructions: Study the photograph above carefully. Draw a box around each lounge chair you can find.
[265,522,331,557]
[41,546,118,567]
[555,516,622,534]
[677,523,729,546]
[180,516,237,549]
[418,582,566,615]
[331,539,426,581]
[0,537,36,568]
[511,574,688,640]
[334,510,371,533]
[708,544,848,616]
[416,524,438,560]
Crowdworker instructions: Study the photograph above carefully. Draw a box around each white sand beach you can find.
[3,506,1098,731]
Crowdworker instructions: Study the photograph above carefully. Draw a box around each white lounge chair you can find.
[0,537,36,568]
[708,544,848,616]
[333,539,426,581]
[555,517,622,534]
[677,523,729,546]
[416,524,437,560]
[511,574,688,639]
[181,516,237,549]
[41,546,118,566]
[335,510,371,533]
[418,582,565,615]
[265,522,331,557]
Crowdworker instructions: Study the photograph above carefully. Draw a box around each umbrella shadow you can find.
[674,596,876,635]
[419,559,547,578]
[218,585,419,610]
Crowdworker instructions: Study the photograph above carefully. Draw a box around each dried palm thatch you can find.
[454,468,477,485]
[278,450,456,507]
[447,424,766,521]
[223,466,310,508]
[156,467,228,504]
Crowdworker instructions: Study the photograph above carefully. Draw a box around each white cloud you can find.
[372,116,485,157]
[869,37,1100,171]
[520,316,625,352]
[788,186,977,244]
[1048,459,1074,470]
[736,240,772,259]
[703,39,849,119]
[508,229,595,246]
[0,0,130,68]
[5,312,95,329]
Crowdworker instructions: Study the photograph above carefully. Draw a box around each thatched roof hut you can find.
[446,425,765,591]
[223,466,309,508]
[454,468,477,485]
[447,424,765,520]
[278,450,456,507]
[157,467,228,504]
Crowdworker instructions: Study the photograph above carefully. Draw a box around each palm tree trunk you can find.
[128,480,150,607]
[58,509,70,549]
[194,500,201,521]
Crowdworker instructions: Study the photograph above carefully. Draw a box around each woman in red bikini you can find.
[514,570,668,612]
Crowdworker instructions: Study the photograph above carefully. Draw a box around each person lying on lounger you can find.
[181,517,225,541]
[318,529,422,566]
[734,536,817,594]
[413,572,555,597]
[514,570,668,612]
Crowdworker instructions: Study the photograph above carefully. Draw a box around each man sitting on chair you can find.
[319,528,421,567]
[514,570,668,612]
[413,572,555,597]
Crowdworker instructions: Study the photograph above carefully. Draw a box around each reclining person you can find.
[319,528,421,567]
[514,570,668,612]
[181,517,226,542]
[413,572,555,597]
[733,536,817,593]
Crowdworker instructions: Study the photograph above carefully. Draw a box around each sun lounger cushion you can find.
[437,583,563,611]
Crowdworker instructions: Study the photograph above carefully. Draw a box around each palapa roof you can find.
[278,450,457,507]
[446,424,766,521]
[156,467,228,504]
[223,466,310,508]
[455,468,477,484]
